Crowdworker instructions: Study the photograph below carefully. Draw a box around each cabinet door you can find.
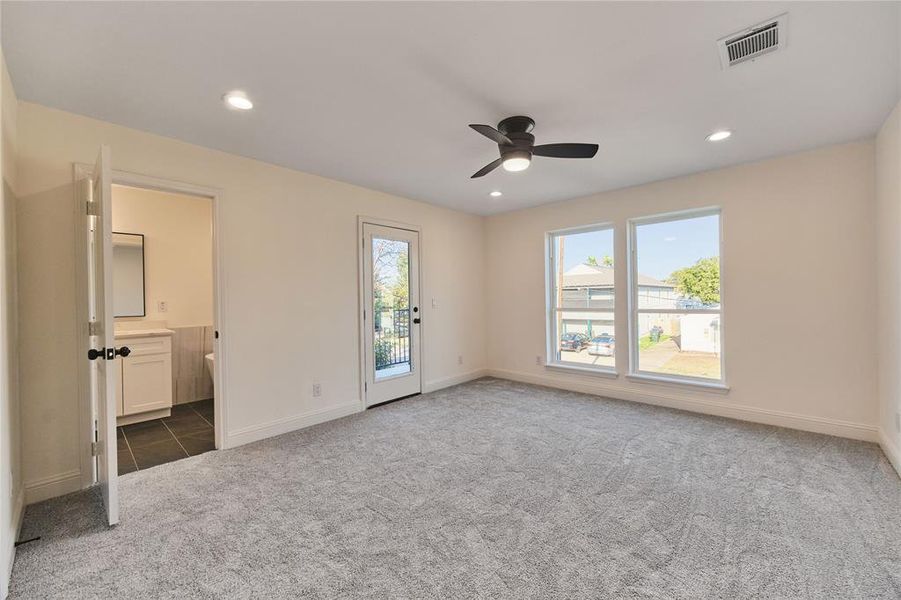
[122,353,173,414]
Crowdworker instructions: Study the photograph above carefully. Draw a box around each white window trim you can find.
[545,222,618,376]
[626,207,727,389]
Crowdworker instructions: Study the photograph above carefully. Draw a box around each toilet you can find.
[205,353,215,382]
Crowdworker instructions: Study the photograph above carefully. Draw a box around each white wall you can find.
[485,141,879,441]
[16,102,487,503]
[876,100,901,474]
[0,48,21,600]
[112,185,213,328]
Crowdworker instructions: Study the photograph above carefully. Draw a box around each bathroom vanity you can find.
[114,328,174,425]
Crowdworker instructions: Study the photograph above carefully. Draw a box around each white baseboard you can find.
[486,368,879,443]
[879,429,901,478]
[423,369,489,394]
[224,401,362,449]
[24,470,83,505]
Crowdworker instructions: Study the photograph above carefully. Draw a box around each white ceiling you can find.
[3,2,898,215]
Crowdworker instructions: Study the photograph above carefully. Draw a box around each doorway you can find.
[74,149,226,525]
[360,220,422,407]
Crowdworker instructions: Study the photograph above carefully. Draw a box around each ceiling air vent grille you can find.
[717,14,787,69]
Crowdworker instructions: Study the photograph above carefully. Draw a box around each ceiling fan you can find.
[468,116,599,178]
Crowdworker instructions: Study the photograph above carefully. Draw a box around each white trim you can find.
[422,369,489,393]
[545,363,619,378]
[2,487,25,600]
[626,372,730,393]
[226,401,361,448]
[879,429,901,478]
[357,216,423,409]
[24,470,83,505]
[73,164,230,469]
[627,207,726,386]
[486,368,878,442]
[545,222,616,370]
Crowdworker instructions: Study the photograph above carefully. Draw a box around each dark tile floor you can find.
[117,399,214,475]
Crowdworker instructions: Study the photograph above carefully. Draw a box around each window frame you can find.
[626,207,726,387]
[545,222,618,375]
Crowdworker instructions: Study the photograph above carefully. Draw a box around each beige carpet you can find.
[10,378,901,598]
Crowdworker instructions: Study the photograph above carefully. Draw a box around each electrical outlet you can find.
[312,383,321,397]
[536,355,542,366]
[457,355,463,365]
[432,298,439,309]
[157,300,168,313]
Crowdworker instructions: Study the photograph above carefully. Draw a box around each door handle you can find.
[413,318,421,324]
[88,346,131,361]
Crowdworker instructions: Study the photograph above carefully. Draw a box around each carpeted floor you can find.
[9,378,901,599]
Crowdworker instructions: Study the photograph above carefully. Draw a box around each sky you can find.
[562,214,719,280]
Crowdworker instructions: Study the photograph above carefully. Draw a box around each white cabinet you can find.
[114,332,173,424]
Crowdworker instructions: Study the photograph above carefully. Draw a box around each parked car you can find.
[588,334,615,356]
[559,332,589,352]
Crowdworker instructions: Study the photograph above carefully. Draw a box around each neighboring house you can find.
[559,264,720,354]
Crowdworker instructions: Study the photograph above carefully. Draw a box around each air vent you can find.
[717,14,788,69]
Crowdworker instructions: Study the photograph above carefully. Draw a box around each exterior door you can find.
[362,223,421,406]
[86,146,120,526]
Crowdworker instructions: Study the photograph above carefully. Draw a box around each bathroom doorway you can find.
[110,183,217,474]
[75,162,227,502]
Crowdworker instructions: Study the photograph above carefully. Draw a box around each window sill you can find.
[625,373,730,393]
[545,363,619,379]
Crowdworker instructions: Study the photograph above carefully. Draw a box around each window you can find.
[547,225,616,372]
[629,209,723,383]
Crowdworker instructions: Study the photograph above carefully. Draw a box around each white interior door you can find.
[363,223,421,406]
[86,146,119,526]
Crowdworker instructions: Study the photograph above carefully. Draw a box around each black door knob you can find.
[115,346,131,358]
[87,348,105,361]
[413,318,421,324]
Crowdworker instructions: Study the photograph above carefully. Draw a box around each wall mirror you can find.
[112,232,146,317]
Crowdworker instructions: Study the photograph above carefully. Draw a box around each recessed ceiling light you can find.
[490,190,503,197]
[706,130,732,142]
[223,90,253,110]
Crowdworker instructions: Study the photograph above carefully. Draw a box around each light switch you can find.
[431,298,439,309]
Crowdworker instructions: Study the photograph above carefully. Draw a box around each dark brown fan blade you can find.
[532,143,599,159]
[469,124,513,146]
[471,157,503,178]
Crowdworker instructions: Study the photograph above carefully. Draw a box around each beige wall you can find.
[485,141,879,440]
[876,100,901,473]
[0,48,21,599]
[112,185,213,328]
[16,102,487,502]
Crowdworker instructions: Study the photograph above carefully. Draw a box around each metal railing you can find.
[374,308,410,369]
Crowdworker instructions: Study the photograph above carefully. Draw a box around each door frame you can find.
[73,164,229,489]
[356,216,423,409]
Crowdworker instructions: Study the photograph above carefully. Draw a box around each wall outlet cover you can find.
[157,301,168,312]
[312,383,322,397]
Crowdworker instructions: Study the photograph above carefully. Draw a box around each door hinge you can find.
[91,441,102,457]
[88,321,101,336]
[86,201,101,217]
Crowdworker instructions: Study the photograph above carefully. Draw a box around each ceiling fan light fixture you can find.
[502,150,531,172]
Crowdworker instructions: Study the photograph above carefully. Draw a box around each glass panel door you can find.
[362,223,421,407]
[372,237,411,379]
